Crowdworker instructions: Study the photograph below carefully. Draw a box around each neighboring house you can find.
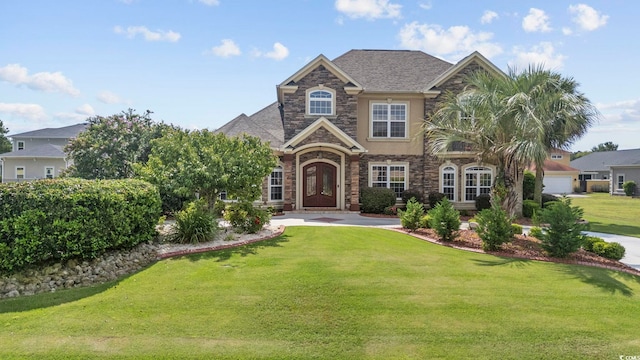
[528,149,579,194]
[217,49,504,211]
[570,149,640,194]
[0,123,87,182]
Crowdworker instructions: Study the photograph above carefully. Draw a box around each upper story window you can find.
[551,154,563,160]
[371,102,407,138]
[308,89,334,116]
[17,141,25,151]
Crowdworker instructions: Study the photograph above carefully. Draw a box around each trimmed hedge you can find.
[475,194,492,211]
[0,178,161,274]
[361,187,396,214]
[522,199,541,218]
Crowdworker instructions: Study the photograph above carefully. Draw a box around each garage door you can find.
[544,176,573,194]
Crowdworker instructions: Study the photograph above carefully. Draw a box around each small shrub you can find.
[537,196,587,258]
[573,186,582,193]
[475,194,492,211]
[428,198,460,242]
[223,201,271,234]
[528,226,543,239]
[475,201,513,251]
[172,200,217,244]
[541,193,559,208]
[401,189,424,205]
[384,206,398,216]
[361,187,397,214]
[595,242,626,261]
[523,171,535,200]
[581,235,605,252]
[522,199,541,219]
[511,224,523,235]
[419,214,431,229]
[428,192,446,209]
[399,197,425,231]
[622,181,636,196]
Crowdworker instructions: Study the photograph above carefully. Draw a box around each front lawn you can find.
[1,226,639,359]
[570,193,640,237]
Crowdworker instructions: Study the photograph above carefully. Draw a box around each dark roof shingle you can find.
[10,123,87,139]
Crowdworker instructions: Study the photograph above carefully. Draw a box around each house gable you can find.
[282,117,365,155]
[424,51,505,96]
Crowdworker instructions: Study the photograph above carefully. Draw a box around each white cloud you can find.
[562,27,573,35]
[55,104,96,121]
[210,39,241,58]
[199,0,219,5]
[0,103,47,120]
[253,42,290,61]
[569,4,608,31]
[335,0,401,20]
[398,21,503,60]
[522,8,552,33]
[419,1,432,10]
[509,42,567,70]
[97,90,123,104]
[0,63,80,96]
[481,10,498,24]
[76,104,95,116]
[114,25,181,42]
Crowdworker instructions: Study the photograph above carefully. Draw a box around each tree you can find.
[64,109,166,179]
[135,128,277,211]
[0,120,12,154]
[424,66,597,216]
[591,141,618,152]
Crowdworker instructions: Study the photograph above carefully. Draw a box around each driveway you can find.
[270,213,640,270]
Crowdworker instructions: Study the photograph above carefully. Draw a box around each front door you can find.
[303,162,337,207]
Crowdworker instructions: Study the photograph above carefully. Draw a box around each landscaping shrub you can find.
[522,199,541,218]
[592,241,626,261]
[428,198,460,242]
[223,201,271,234]
[475,201,513,251]
[511,223,523,235]
[399,197,424,231]
[475,194,492,211]
[622,181,636,196]
[401,189,424,205]
[428,192,446,209]
[213,199,226,218]
[528,226,544,239]
[537,196,587,258]
[590,184,609,193]
[172,199,217,243]
[581,235,605,252]
[360,187,397,214]
[419,214,431,229]
[384,206,398,216]
[541,193,559,208]
[0,178,161,274]
[523,171,535,200]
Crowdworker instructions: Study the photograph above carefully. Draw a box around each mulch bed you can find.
[396,228,640,276]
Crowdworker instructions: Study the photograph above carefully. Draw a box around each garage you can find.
[543,176,573,194]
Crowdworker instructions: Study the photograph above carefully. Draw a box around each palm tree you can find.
[424,66,598,216]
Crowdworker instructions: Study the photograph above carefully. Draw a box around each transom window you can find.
[371,164,407,199]
[371,103,407,138]
[269,166,283,201]
[464,166,492,201]
[308,90,333,115]
[442,166,456,201]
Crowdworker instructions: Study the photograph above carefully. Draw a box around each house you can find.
[570,148,640,194]
[528,149,579,194]
[0,123,87,182]
[217,49,504,211]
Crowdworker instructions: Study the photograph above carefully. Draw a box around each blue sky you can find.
[0,0,637,151]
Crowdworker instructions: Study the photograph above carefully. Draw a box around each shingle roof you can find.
[9,123,87,139]
[0,144,66,158]
[570,148,640,171]
[529,160,579,172]
[216,102,283,147]
[332,49,453,92]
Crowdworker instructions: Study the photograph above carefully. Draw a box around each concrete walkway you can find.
[270,213,640,270]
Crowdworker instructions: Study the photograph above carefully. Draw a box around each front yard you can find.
[570,193,640,237]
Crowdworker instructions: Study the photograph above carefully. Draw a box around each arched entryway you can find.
[302,162,337,207]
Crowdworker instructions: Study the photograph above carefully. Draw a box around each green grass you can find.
[1,226,640,359]
[570,193,640,237]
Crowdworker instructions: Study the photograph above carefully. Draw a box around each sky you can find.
[0,0,637,152]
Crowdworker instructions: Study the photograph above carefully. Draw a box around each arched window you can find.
[441,165,456,201]
[308,90,333,115]
[464,166,492,201]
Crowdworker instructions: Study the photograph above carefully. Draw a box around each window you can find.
[441,165,456,201]
[551,154,563,160]
[371,102,407,138]
[308,90,333,115]
[16,166,25,180]
[464,166,492,201]
[370,163,407,198]
[269,166,283,201]
[617,174,625,190]
[219,191,227,201]
[17,141,25,151]
[45,167,55,179]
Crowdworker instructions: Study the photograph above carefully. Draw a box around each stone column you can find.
[283,153,294,211]
[349,154,360,211]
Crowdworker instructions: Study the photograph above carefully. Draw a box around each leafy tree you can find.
[0,120,12,154]
[591,141,618,152]
[64,109,167,179]
[136,128,277,211]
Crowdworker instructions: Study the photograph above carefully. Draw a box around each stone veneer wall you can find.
[359,154,424,197]
[282,65,358,141]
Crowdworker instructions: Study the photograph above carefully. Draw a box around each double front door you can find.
[303,162,337,207]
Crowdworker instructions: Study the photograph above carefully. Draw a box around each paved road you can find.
[270,213,640,270]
